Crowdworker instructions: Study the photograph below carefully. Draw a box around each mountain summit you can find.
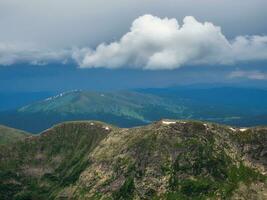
[1,120,266,199]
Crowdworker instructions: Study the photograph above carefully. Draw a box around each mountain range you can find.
[1,87,267,133]
[0,120,266,199]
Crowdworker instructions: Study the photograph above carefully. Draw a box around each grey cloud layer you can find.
[229,70,267,80]
[1,11,267,69]
[0,43,70,65]
[74,15,267,70]
[1,0,266,48]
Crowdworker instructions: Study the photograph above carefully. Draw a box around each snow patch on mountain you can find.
[44,90,82,101]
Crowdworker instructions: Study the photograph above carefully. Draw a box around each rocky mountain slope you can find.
[0,120,267,199]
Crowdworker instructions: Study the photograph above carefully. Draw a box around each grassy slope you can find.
[0,125,30,145]
[0,120,266,200]
[0,121,111,200]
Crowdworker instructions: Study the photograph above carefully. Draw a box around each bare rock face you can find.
[0,120,267,200]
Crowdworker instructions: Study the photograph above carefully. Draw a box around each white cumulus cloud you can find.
[74,15,267,70]
[1,14,267,69]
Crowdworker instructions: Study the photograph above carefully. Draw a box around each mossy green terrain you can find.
[0,125,30,145]
[0,120,266,199]
[0,121,111,200]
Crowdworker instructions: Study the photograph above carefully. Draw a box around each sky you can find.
[1,0,267,91]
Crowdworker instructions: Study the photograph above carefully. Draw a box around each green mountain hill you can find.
[0,90,189,133]
[18,90,186,118]
[1,120,266,199]
[0,125,30,145]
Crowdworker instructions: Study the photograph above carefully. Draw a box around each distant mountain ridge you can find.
[18,90,184,117]
[0,120,266,199]
[1,87,267,133]
[0,90,189,133]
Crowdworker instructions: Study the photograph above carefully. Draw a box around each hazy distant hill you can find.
[140,86,267,115]
[140,86,267,125]
[0,120,266,199]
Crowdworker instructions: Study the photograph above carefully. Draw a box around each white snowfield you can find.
[161,120,189,125]
[160,120,249,133]
[229,127,247,132]
[44,89,82,101]
[229,127,236,132]
[162,120,176,125]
